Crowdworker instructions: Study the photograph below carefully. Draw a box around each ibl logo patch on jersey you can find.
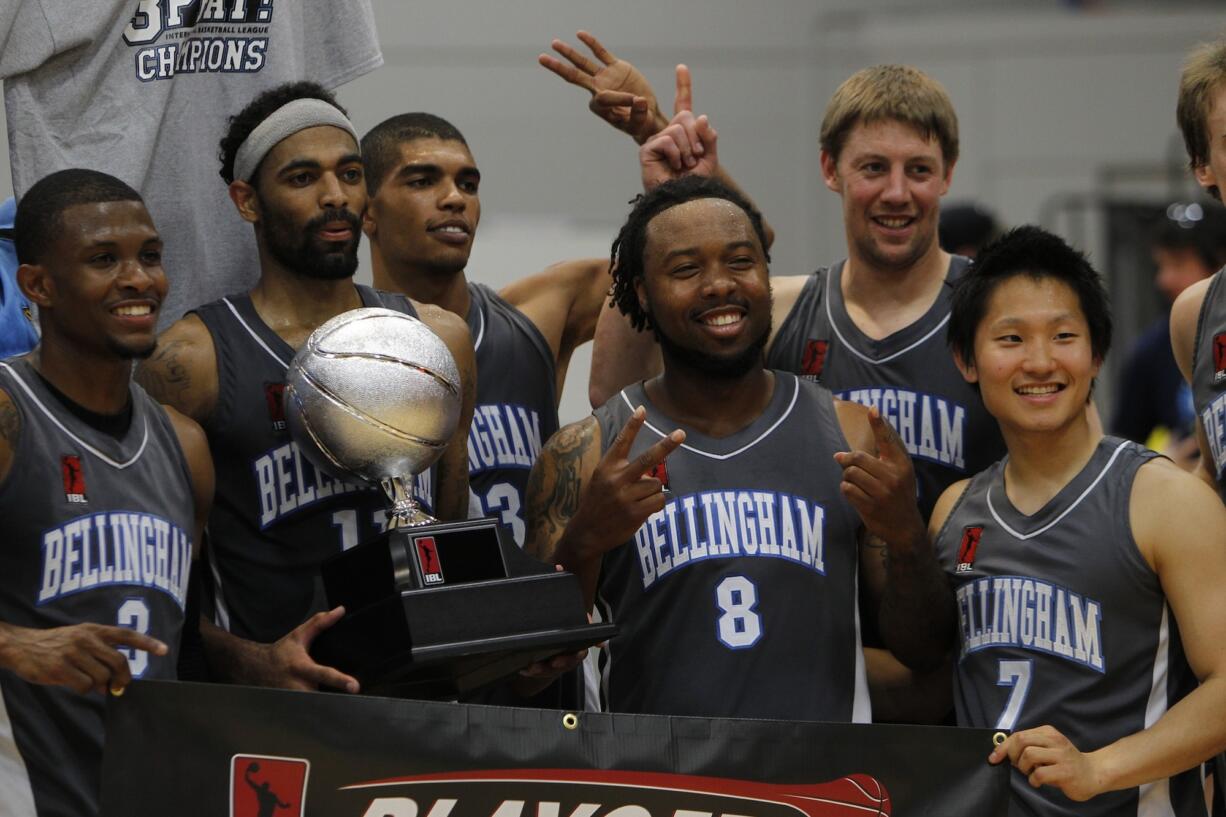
[801,339,830,379]
[645,459,670,492]
[1214,333,1226,384]
[414,535,444,585]
[263,382,288,432]
[61,455,87,504]
[956,525,983,573]
[230,754,308,817]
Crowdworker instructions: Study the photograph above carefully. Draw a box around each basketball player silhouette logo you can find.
[956,526,983,573]
[246,763,290,817]
[416,536,444,584]
[230,755,308,817]
[263,383,288,431]
[1214,333,1226,384]
[801,339,830,380]
[61,455,87,504]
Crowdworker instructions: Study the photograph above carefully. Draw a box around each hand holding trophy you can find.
[284,309,613,698]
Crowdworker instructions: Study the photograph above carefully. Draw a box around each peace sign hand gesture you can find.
[566,407,685,561]
[539,31,667,145]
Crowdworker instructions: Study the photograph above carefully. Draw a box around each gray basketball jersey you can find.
[193,286,437,642]
[1191,269,1226,503]
[0,358,193,817]
[767,257,1006,519]
[936,438,1203,817]
[465,283,559,546]
[592,372,869,721]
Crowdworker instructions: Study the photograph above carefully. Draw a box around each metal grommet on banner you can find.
[992,731,1007,747]
[562,712,580,731]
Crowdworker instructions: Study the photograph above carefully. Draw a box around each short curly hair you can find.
[218,81,347,184]
[609,176,771,332]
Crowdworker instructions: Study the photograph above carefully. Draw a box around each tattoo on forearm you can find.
[525,421,594,559]
[135,341,192,405]
[865,533,889,571]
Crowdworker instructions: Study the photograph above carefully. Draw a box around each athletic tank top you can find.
[936,438,1203,817]
[591,372,869,721]
[767,257,1005,519]
[192,286,436,642]
[0,357,193,817]
[1191,269,1226,502]
[465,282,559,546]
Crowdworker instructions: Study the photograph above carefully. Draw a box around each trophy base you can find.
[310,519,616,699]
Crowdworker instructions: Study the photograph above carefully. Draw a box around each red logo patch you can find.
[264,382,287,431]
[230,755,308,817]
[801,339,830,379]
[61,455,87,504]
[1215,334,1226,384]
[956,526,983,573]
[645,460,669,491]
[415,535,444,585]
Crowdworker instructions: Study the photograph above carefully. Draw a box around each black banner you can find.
[102,681,1007,816]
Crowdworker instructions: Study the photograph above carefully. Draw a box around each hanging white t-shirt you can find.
[1,0,382,325]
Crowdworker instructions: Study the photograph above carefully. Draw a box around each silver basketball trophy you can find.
[285,309,614,698]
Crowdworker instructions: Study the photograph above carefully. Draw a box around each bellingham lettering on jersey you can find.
[39,511,191,608]
[1200,392,1226,479]
[835,387,966,470]
[634,490,826,590]
[956,575,1105,672]
[467,403,543,475]
[253,440,433,528]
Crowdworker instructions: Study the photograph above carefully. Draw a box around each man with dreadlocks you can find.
[523,162,951,717]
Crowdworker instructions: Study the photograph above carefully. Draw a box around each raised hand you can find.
[834,408,924,548]
[0,621,167,695]
[640,66,720,190]
[539,31,667,144]
[565,407,685,560]
[991,725,1105,802]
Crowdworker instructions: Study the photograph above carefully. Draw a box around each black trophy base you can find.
[310,518,616,699]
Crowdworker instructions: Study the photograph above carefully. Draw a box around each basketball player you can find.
[523,175,953,719]
[926,226,1226,815]
[1166,37,1226,814]
[1171,36,1226,501]
[544,35,1005,522]
[360,113,608,547]
[136,83,477,677]
[0,169,210,816]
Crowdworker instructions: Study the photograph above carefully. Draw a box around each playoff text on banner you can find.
[101,681,1008,816]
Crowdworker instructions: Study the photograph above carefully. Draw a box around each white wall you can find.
[4,3,1223,422]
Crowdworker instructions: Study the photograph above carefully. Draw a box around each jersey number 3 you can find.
[116,598,151,677]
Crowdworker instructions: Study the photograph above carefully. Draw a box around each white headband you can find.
[232,98,359,182]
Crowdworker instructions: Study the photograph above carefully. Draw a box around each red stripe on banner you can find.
[341,769,891,816]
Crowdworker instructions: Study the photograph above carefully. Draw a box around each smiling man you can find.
[523,175,952,719]
[360,113,609,547]
[553,43,1007,523]
[136,83,476,681]
[929,226,1226,816]
[0,169,212,817]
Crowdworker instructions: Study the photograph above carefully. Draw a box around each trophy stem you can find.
[380,476,433,528]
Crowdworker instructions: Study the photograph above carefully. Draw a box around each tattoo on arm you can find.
[135,341,193,406]
[524,421,594,560]
[864,533,889,572]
